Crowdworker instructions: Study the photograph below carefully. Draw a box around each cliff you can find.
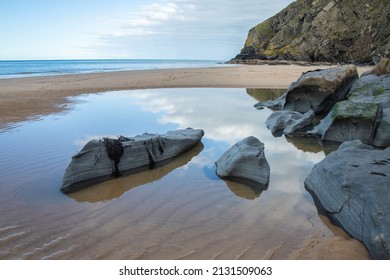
[232,0,390,64]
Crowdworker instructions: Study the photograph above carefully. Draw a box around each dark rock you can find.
[255,65,358,114]
[61,128,204,193]
[310,100,380,145]
[266,110,314,136]
[254,92,286,110]
[373,108,390,148]
[305,141,390,259]
[215,136,270,187]
[311,73,390,146]
[283,65,358,114]
[233,0,390,64]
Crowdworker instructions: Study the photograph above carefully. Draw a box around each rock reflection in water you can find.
[68,142,204,203]
[246,88,286,102]
[223,180,268,200]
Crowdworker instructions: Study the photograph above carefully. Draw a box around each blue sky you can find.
[0,0,294,60]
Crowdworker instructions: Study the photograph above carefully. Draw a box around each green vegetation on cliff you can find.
[234,0,390,64]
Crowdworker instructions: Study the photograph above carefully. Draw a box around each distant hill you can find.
[232,0,390,64]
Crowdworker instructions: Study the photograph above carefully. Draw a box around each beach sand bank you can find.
[0,64,370,126]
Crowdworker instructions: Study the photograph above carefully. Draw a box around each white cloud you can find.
[83,0,295,59]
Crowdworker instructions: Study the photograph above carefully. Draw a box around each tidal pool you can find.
[0,88,369,259]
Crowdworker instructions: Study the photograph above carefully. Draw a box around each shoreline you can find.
[0,64,371,126]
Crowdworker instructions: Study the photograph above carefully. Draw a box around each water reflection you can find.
[68,143,204,203]
[0,87,368,260]
[246,88,286,102]
[223,180,268,200]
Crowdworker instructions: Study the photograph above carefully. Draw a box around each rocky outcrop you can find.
[286,65,358,113]
[311,72,390,146]
[305,140,390,259]
[266,110,314,136]
[231,0,390,64]
[255,65,359,114]
[310,101,381,144]
[362,57,390,76]
[215,136,270,187]
[61,128,204,193]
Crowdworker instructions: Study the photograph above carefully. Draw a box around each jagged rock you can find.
[266,110,314,136]
[232,0,390,64]
[305,140,390,259]
[311,73,390,146]
[215,136,270,187]
[61,128,204,193]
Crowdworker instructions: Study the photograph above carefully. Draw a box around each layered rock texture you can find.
[257,60,390,147]
[215,136,270,187]
[266,110,314,136]
[311,63,390,146]
[305,141,390,259]
[232,0,390,64]
[61,128,204,193]
[254,60,390,259]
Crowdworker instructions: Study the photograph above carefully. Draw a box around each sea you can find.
[0,59,227,79]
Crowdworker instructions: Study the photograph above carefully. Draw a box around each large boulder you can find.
[310,101,380,145]
[215,136,270,187]
[254,65,359,114]
[61,128,204,193]
[283,65,358,114]
[310,73,390,146]
[305,140,390,259]
[266,110,314,136]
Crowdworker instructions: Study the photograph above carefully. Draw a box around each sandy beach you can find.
[0,64,373,260]
[0,64,370,126]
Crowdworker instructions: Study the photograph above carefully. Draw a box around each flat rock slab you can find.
[305,141,390,259]
[215,136,270,187]
[61,128,204,193]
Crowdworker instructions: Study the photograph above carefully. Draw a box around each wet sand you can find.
[0,64,370,126]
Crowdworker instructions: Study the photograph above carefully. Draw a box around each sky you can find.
[0,0,295,60]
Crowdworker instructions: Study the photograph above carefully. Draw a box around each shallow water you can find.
[0,88,369,259]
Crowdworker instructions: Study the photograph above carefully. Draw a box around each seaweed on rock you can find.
[103,138,124,177]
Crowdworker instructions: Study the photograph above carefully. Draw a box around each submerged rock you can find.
[215,136,270,187]
[305,141,390,259]
[61,128,204,193]
[266,110,314,136]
